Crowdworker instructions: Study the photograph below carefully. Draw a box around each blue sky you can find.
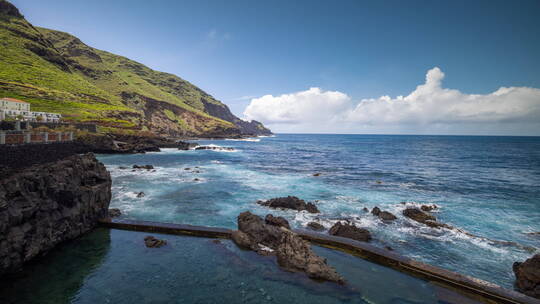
[11,0,540,135]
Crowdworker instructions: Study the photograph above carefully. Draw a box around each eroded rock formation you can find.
[257,196,320,213]
[231,212,344,284]
[0,153,111,275]
[513,254,540,299]
[329,222,372,242]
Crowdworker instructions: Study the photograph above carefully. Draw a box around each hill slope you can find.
[0,0,271,137]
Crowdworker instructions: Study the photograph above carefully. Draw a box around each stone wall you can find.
[0,142,93,176]
[0,153,111,275]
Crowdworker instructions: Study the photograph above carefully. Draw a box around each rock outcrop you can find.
[513,254,540,299]
[0,153,111,276]
[402,208,452,229]
[257,196,320,213]
[108,208,121,217]
[306,222,325,231]
[231,212,344,284]
[371,207,397,221]
[144,236,167,248]
[329,222,372,242]
[265,214,291,229]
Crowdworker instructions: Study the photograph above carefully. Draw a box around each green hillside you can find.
[0,0,271,136]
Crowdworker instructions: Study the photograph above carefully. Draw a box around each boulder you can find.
[231,230,252,249]
[133,164,154,170]
[144,236,167,248]
[403,208,436,223]
[257,196,320,213]
[108,208,121,217]
[513,254,540,299]
[265,214,291,229]
[313,173,321,177]
[306,222,325,231]
[276,229,344,284]
[420,204,438,212]
[371,207,397,221]
[232,212,344,284]
[136,191,145,198]
[329,222,371,242]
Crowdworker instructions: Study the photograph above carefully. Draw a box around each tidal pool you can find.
[0,228,481,304]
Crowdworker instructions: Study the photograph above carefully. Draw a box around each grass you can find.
[0,7,239,136]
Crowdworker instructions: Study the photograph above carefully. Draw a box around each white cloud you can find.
[243,67,540,135]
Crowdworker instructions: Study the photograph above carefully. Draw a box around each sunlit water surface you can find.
[97,134,540,288]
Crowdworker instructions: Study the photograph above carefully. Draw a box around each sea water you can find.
[97,134,540,289]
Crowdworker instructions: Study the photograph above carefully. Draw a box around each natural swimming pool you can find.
[0,228,482,304]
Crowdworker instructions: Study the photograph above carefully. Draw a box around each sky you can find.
[11,0,540,135]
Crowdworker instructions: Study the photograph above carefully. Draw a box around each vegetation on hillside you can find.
[0,0,271,137]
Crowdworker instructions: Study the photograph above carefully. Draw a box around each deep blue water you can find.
[97,134,540,289]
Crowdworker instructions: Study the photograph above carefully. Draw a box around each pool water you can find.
[0,228,480,304]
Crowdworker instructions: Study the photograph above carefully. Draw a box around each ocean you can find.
[97,134,540,289]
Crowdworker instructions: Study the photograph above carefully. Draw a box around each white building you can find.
[0,97,61,122]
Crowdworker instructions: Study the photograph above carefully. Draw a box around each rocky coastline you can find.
[0,153,111,276]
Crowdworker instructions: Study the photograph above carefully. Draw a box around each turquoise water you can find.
[0,228,476,304]
[97,134,540,288]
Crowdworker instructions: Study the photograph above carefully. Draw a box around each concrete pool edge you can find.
[97,219,539,304]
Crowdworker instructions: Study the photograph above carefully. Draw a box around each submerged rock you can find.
[313,173,321,177]
[144,236,167,248]
[513,254,540,299]
[265,214,291,229]
[109,208,122,217]
[133,164,154,170]
[136,191,145,198]
[306,222,325,231]
[257,196,320,213]
[231,212,344,284]
[329,222,371,242]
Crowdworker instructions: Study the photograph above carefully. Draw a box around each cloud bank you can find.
[243,68,540,135]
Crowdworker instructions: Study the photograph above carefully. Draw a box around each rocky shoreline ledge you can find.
[0,153,111,275]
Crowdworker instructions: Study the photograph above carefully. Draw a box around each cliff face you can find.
[0,0,272,137]
[0,153,111,275]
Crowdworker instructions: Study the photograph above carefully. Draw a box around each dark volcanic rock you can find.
[513,254,540,299]
[403,208,436,223]
[231,212,343,284]
[379,211,397,221]
[136,192,145,198]
[144,236,167,248]
[0,153,111,275]
[371,207,397,221]
[194,145,235,151]
[276,229,344,284]
[306,222,325,231]
[329,222,372,242]
[258,196,320,213]
[133,164,154,170]
[109,208,122,217]
[420,204,438,212]
[265,214,291,229]
[313,173,321,177]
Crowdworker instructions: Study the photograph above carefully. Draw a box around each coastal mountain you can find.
[0,0,271,137]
